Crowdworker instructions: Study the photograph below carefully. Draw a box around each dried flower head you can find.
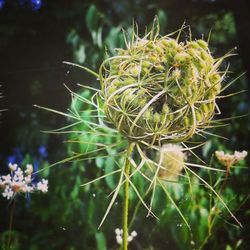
[100,18,227,145]
[215,150,248,167]
[158,144,186,180]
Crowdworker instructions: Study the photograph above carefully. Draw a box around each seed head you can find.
[100,19,227,145]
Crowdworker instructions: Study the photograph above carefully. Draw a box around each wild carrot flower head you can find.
[39,18,243,231]
[100,18,226,145]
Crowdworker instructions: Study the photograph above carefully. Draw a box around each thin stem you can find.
[218,164,230,195]
[122,143,134,250]
[199,162,231,250]
[7,199,16,249]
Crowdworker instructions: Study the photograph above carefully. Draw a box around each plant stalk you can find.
[7,199,16,249]
[122,143,134,250]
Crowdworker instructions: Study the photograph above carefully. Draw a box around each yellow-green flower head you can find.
[158,144,186,180]
[99,20,225,145]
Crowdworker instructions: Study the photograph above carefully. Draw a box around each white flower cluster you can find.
[115,228,137,245]
[0,163,48,200]
[215,150,248,167]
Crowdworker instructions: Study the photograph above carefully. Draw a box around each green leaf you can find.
[104,157,115,190]
[70,185,79,199]
[202,140,212,158]
[86,5,99,32]
[105,27,121,53]
[96,157,105,169]
[74,44,86,64]
[157,9,168,33]
[198,207,209,241]
[66,29,79,46]
[226,245,233,250]
[42,161,50,177]
[87,198,95,225]
[95,232,107,250]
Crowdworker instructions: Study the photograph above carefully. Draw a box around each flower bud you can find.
[197,39,208,49]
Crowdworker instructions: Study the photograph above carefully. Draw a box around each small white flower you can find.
[14,168,24,181]
[21,184,34,193]
[116,235,123,245]
[115,228,137,245]
[24,175,32,184]
[115,228,122,235]
[234,150,248,161]
[11,180,23,186]
[2,174,12,184]
[2,186,14,199]
[131,231,137,237]
[37,179,48,193]
[15,168,23,176]
[11,180,25,191]
[25,164,33,175]
[13,174,24,182]
[8,163,17,172]
[128,236,133,242]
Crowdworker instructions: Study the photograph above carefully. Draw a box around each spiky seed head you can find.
[99,19,227,145]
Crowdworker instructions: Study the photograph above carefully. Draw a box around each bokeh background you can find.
[0,1,249,249]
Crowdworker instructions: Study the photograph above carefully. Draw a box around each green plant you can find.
[36,17,245,250]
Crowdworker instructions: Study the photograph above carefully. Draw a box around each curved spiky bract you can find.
[100,20,226,145]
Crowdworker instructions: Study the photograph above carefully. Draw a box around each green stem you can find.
[199,162,230,250]
[7,199,16,249]
[122,143,134,250]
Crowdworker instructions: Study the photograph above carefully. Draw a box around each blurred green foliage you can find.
[0,1,249,250]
